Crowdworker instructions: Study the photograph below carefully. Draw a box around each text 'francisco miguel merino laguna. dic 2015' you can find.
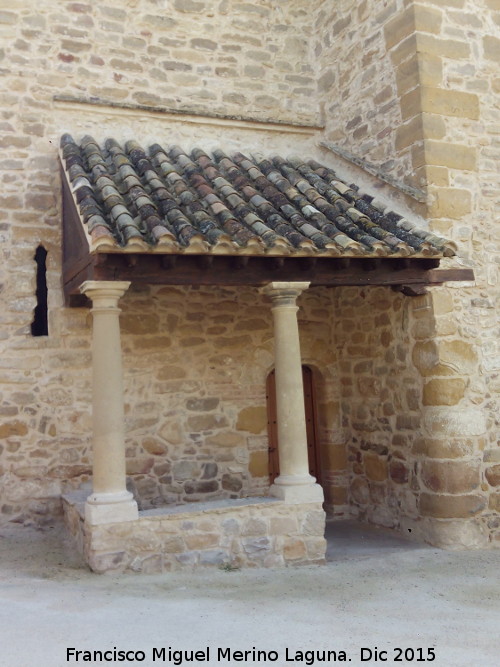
[66,647,352,664]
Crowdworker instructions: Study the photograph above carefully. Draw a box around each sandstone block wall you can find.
[1,280,342,523]
[0,0,498,549]
[313,0,499,546]
[63,494,326,573]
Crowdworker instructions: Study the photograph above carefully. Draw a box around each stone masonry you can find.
[63,493,326,573]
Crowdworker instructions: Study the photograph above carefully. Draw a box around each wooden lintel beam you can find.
[300,257,317,271]
[161,255,177,270]
[198,254,213,270]
[64,253,475,305]
[362,258,378,272]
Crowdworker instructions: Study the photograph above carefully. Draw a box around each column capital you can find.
[80,280,131,307]
[260,281,310,306]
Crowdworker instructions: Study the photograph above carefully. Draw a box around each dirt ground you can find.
[0,520,498,667]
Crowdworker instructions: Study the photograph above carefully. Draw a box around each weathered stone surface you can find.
[186,397,219,411]
[249,450,268,477]
[242,536,272,555]
[424,519,490,549]
[236,406,267,434]
[364,452,388,481]
[389,460,409,484]
[485,466,500,487]
[350,477,370,504]
[423,378,466,406]
[413,437,474,459]
[221,473,243,492]
[302,510,325,536]
[421,460,480,493]
[186,414,228,431]
[241,517,267,536]
[283,537,306,560]
[173,460,200,482]
[184,480,219,494]
[0,421,28,438]
[423,408,486,437]
[489,494,500,511]
[420,493,486,518]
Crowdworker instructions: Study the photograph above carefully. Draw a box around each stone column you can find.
[80,280,138,525]
[261,282,323,504]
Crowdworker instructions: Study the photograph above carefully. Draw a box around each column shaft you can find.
[261,282,323,504]
[80,280,138,525]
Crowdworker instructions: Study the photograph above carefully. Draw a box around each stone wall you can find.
[0,282,339,523]
[313,0,416,187]
[0,0,323,525]
[0,0,498,549]
[63,493,326,573]
[313,0,499,547]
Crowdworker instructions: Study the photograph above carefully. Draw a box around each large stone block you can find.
[426,143,476,171]
[249,450,268,477]
[417,34,470,59]
[236,406,267,434]
[483,36,500,63]
[421,460,481,493]
[423,378,466,406]
[429,188,472,219]
[323,445,347,471]
[363,451,388,482]
[420,493,486,518]
[413,437,475,458]
[283,537,307,561]
[423,407,486,437]
[485,466,500,487]
[424,519,490,549]
[489,494,500,511]
[384,8,415,51]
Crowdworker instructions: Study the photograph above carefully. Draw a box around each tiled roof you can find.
[59,134,457,259]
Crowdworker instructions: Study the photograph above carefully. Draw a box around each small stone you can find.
[363,452,388,481]
[389,460,409,484]
[173,460,200,481]
[199,550,227,565]
[242,537,271,555]
[485,465,500,487]
[0,420,28,438]
[283,538,306,561]
[302,510,325,536]
[221,473,243,492]
[186,397,219,411]
[201,463,218,479]
[241,518,267,537]
[184,480,219,494]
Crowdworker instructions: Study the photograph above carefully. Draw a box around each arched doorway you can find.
[266,365,322,486]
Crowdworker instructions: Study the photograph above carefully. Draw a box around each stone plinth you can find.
[62,492,326,574]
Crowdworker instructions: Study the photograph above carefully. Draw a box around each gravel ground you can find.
[0,520,498,667]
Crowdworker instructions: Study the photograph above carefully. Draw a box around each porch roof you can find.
[60,134,473,303]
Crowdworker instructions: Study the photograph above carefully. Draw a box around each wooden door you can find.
[266,366,321,485]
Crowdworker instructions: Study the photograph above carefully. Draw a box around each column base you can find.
[85,491,138,525]
[270,481,324,504]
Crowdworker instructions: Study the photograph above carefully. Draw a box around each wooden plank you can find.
[84,254,474,289]
[61,165,91,279]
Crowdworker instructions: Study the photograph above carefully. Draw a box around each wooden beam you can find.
[69,254,472,287]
